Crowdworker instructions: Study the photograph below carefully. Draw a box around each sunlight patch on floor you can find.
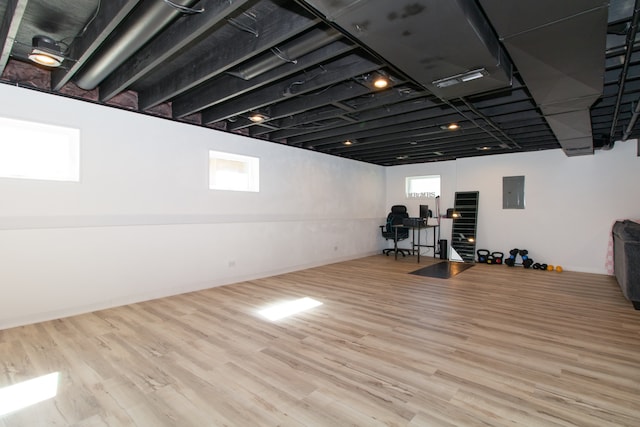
[0,372,59,416]
[258,297,323,321]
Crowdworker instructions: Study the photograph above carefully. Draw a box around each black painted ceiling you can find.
[0,0,638,166]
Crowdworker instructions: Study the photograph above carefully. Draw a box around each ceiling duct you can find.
[478,0,609,156]
[299,0,513,99]
[74,0,200,90]
[228,27,343,80]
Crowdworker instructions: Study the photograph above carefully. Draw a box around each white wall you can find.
[386,142,640,273]
[0,84,386,329]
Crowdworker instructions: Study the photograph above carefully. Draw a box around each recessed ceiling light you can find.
[441,123,460,131]
[477,146,491,150]
[396,155,409,160]
[409,141,418,145]
[343,140,353,145]
[373,76,389,89]
[248,113,267,123]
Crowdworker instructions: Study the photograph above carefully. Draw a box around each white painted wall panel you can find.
[0,84,385,329]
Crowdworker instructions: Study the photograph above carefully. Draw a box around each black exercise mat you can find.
[410,261,474,279]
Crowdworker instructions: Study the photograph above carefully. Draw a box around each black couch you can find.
[612,220,640,309]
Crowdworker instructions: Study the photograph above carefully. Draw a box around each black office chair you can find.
[380,205,412,256]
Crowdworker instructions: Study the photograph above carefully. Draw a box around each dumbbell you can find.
[520,249,533,268]
[540,263,548,271]
[532,262,541,270]
[505,248,519,267]
[491,252,504,265]
[477,249,490,263]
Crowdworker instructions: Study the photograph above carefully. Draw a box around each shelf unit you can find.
[451,191,479,262]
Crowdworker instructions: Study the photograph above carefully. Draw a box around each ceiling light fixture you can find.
[248,113,268,123]
[343,140,353,145]
[432,68,488,89]
[28,35,64,67]
[441,123,460,131]
[373,75,389,89]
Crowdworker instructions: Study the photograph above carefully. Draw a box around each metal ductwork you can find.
[228,27,343,80]
[479,0,609,156]
[74,0,200,90]
[299,0,513,100]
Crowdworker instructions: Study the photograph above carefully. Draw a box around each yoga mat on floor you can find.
[410,261,474,279]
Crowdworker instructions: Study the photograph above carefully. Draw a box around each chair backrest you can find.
[385,205,409,238]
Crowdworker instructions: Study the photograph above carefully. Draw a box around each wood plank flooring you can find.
[1,255,639,426]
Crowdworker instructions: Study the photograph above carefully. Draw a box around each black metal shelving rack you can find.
[451,191,479,262]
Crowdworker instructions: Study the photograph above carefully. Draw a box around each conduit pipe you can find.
[612,0,640,142]
[622,95,640,141]
[74,0,200,90]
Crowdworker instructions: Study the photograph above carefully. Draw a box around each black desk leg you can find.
[394,226,399,260]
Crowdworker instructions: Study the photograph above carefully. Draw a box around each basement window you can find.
[0,117,80,182]
[406,175,440,198]
[209,150,259,192]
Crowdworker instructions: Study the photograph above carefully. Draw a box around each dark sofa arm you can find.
[612,220,640,307]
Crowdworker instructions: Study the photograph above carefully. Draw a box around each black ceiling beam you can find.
[349,139,499,162]
[172,37,354,118]
[201,52,380,124]
[464,88,532,109]
[138,2,319,110]
[304,112,469,149]
[228,75,394,131]
[51,0,141,91]
[239,74,396,127]
[287,100,456,145]
[99,0,252,101]
[274,95,437,142]
[0,0,28,75]
[265,87,429,140]
[250,104,341,137]
[226,79,375,131]
[469,99,538,118]
[347,139,505,164]
[325,125,492,155]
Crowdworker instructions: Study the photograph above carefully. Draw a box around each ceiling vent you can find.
[300,0,513,99]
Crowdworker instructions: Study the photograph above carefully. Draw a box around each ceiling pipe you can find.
[622,95,640,141]
[74,0,200,90]
[609,0,640,142]
[228,27,342,80]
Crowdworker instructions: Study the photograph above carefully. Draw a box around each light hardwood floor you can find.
[1,255,639,426]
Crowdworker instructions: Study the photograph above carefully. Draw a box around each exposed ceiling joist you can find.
[172,35,354,118]
[0,0,28,75]
[137,1,319,110]
[201,52,380,124]
[99,0,253,101]
[1,0,636,166]
[50,0,141,91]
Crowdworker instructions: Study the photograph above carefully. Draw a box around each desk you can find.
[393,222,440,262]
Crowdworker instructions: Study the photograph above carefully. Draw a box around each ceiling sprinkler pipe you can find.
[622,95,640,142]
[74,0,200,90]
